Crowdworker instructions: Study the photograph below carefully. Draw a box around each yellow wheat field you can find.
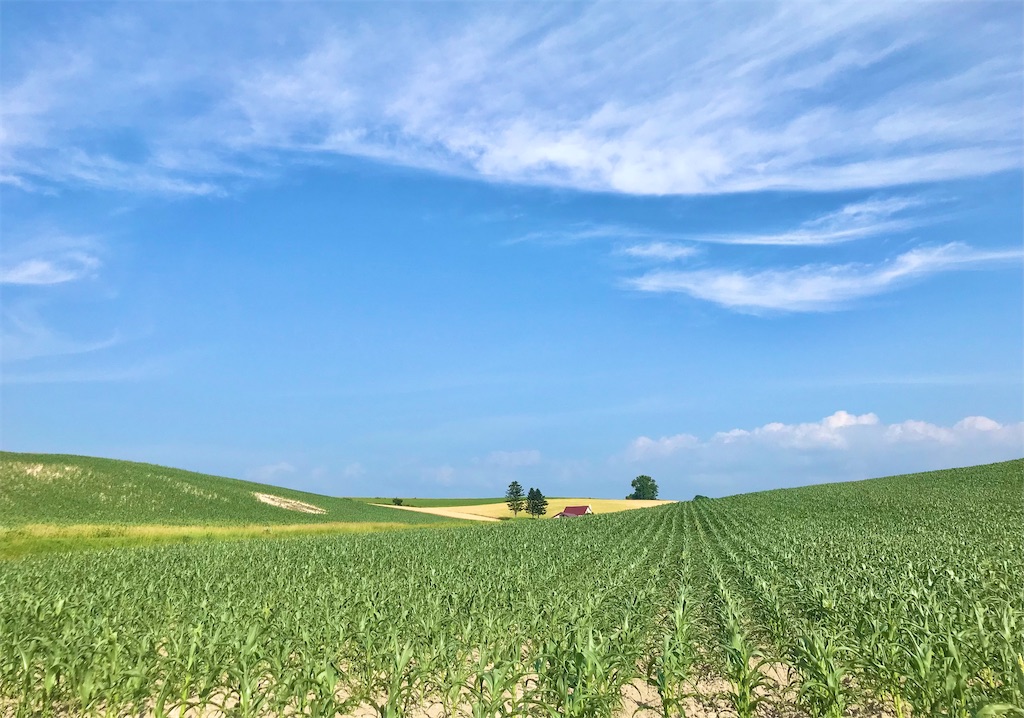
[446,497,674,519]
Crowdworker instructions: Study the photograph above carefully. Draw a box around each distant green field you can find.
[0,452,458,529]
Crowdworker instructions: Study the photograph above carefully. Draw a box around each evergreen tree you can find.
[505,481,526,517]
[526,488,548,519]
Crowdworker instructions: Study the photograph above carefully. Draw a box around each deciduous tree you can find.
[627,475,659,500]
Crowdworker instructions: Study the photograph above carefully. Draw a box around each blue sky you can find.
[1,2,1021,499]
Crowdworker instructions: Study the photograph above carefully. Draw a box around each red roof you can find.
[559,505,591,516]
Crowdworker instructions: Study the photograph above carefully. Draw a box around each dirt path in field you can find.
[370,503,502,523]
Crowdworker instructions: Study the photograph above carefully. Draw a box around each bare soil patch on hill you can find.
[253,492,326,514]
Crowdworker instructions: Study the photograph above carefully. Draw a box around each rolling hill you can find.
[0,451,456,528]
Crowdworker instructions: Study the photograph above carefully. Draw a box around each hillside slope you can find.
[721,457,1023,516]
[0,452,455,528]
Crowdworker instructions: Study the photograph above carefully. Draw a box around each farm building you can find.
[554,505,593,518]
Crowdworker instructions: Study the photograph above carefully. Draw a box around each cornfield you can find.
[2,460,1022,717]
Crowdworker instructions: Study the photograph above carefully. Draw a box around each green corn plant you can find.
[533,627,632,718]
[373,640,419,718]
[936,629,974,718]
[422,634,475,717]
[903,619,949,718]
[467,646,528,718]
[790,629,853,718]
[721,624,773,718]
[222,622,269,717]
[649,584,697,718]
[857,611,909,718]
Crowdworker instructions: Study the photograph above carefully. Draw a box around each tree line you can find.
[504,475,658,519]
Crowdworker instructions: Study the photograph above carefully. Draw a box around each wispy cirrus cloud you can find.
[508,224,668,247]
[2,3,1020,196]
[0,253,100,285]
[0,231,103,286]
[517,195,929,250]
[628,242,1023,312]
[700,196,930,246]
[0,303,119,362]
[0,231,114,361]
[619,242,698,262]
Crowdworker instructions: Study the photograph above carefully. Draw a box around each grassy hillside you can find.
[0,452,456,528]
[721,457,1024,516]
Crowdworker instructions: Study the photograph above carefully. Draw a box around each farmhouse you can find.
[553,505,593,518]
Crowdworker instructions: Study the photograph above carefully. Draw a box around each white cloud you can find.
[632,411,881,458]
[823,411,880,430]
[620,242,698,262]
[884,420,955,444]
[625,411,1023,496]
[628,411,1023,463]
[2,4,1019,196]
[884,415,1019,444]
[485,449,542,468]
[954,416,1003,432]
[628,242,1023,312]
[711,410,881,449]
